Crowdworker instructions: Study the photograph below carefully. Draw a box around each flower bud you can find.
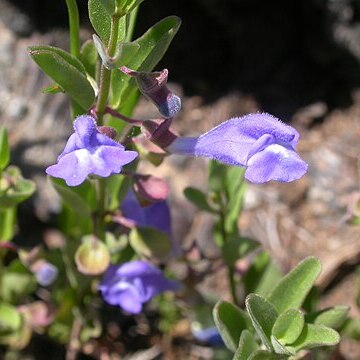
[31,260,58,286]
[75,237,110,276]
[97,126,118,139]
[133,174,169,203]
[120,66,181,118]
[141,118,178,149]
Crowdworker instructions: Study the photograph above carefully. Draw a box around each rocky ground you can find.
[2,1,360,358]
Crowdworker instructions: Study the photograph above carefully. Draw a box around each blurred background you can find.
[2,1,360,358]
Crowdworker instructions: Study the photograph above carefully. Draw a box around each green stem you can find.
[219,198,239,305]
[65,0,80,58]
[125,6,139,42]
[95,15,121,125]
[95,179,106,240]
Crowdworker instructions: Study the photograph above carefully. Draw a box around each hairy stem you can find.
[95,15,121,125]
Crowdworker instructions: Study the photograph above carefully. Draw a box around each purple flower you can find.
[33,261,58,286]
[121,191,172,237]
[46,115,138,186]
[166,113,308,183]
[99,260,180,314]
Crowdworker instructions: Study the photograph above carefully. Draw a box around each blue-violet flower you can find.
[46,115,138,186]
[166,113,308,183]
[99,260,180,314]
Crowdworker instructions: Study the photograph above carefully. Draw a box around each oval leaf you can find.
[233,330,258,360]
[272,309,304,345]
[287,323,340,352]
[129,227,171,260]
[245,294,278,351]
[267,257,321,313]
[213,300,252,352]
[28,46,95,110]
[305,306,349,329]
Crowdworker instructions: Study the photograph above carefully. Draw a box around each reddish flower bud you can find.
[120,66,181,118]
[133,174,169,203]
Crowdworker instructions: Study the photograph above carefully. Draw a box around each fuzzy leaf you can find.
[28,46,95,110]
[305,306,349,329]
[213,300,252,352]
[248,350,283,360]
[272,309,304,345]
[286,323,340,352]
[88,0,126,43]
[233,330,258,360]
[245,294,278,351]
[80,39,98,78]
[267,257,321,313]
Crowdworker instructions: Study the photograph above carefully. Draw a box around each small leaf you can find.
[287,323,340,352]
[184,187,217,213]
[267,257,321,313]
[42,84,65,94]
[28,46,95,110]
[0,261,37,304]
[80,39,98,78]
[88,0,126,43]
[0,166,36,208]
[111,16,181,110]
[270,335,294,356]
[272,309,304,345]
[105,174,130,211]
[245,294,278,351]
[233,330,258,360]
[0,127,10,170]
[222,237,259,266]
[208,160,228,193]
[129,227,171,260]
[50,178,96,218]
[213,300,252,352]
[305,306,349,329]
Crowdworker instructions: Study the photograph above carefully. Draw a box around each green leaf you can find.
[222,237,259,266]
[115,0,145,16]
[99,0,115,15]
[80,39,98,78]
[286,323,340,352]
[208,160,228,193]
[88,0,126,43]
[270,335,294,356]
[305,306,349,329]
[243,252,282,297]
[184,187,217,213]
[245,294,278,351]
[28,46,95,110]
[248,350,283,360]
[0,166,36,208]
[213,300,252,352]
[272,309,304,345]
[129,227,172,260]
[0,261,37,304]
[50,177,96,218]
[0,207,16,241]
[233,330,258,360]
[42,84,65,94]
[111,16,181,110]
[105,174,130,211]
[267,257,321,313]
[0,303,22,335]
[0,127,10,170]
